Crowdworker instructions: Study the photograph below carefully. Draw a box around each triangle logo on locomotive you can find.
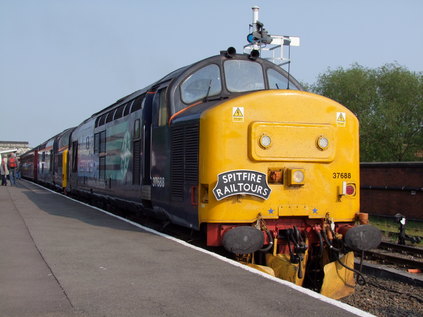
[213,170,271,200]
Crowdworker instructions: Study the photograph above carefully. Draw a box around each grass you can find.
[369,215,423,246]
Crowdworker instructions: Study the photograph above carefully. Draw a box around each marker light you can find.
[259,134,272,148]
[339,182,356,197]
[346,183,356,196]
[316,136,329,151]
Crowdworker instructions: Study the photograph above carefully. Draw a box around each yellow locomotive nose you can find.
[199,90,364,299]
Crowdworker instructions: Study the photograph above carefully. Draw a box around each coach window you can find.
[224,60,264,92]
[267,68,299,90]
[180,64,222,105]
[49,150,53,171]
[72,141,78,172]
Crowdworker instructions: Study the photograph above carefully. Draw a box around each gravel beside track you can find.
[341,274,423,317]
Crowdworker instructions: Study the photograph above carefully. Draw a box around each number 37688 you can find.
[332,172,351,179]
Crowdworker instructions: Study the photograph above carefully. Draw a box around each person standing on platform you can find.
[1,156,9,186]
[8,153,17,186]
[15,156,21,180]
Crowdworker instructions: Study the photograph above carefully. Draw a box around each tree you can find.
[311,63,423,162]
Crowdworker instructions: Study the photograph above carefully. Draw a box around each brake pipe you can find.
[321,225,366,285]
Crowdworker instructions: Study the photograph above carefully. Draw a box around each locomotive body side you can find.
[67,91,153,208]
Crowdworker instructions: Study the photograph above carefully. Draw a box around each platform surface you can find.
[0,181,369,317]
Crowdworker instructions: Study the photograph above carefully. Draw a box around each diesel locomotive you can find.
[20,47,381,299]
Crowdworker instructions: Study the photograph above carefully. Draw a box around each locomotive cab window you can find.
[180,64,222,105]
[267,68,300,90]
[224,60,264,92]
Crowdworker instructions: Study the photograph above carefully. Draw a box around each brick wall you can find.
[360,162,423,220]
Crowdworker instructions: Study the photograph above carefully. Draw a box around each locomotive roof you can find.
[90,49,302,119]
[91,65,191,118]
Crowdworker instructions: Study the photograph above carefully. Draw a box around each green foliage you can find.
[311,63,423,161]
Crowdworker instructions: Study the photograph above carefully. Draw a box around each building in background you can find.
[0,141,30,156]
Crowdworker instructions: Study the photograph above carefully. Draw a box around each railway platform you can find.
[0,181,371,317]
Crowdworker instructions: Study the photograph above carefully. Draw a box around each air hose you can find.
[316,230,324,258]
[321,228,366,286]
[259,229,274,252]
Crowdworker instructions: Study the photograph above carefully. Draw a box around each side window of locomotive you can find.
[94,133,100,153]
[130,95,144,113]
[267,69,300,90]
[180,64,222,104]
[113,104,125,120]
[224,60,264,92]
[99,130,106,153]
[98,114,107,127]
[123,101,133,116]
[134,119,141,139]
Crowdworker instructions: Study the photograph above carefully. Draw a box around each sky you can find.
[1,0,422,147]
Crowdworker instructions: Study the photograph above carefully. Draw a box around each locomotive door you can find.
[140,92,154,204]
[149,86,170,203]
[140,83,171,209]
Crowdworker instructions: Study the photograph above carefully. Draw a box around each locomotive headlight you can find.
[259,134,272,149]
[287,168,305,186]
[316,136,329,151]
[293,170,305,183]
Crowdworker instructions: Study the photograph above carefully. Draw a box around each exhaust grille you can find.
[170,121,199,201]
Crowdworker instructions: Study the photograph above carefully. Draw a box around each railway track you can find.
[360,241,423,271]
[379,241,423,257]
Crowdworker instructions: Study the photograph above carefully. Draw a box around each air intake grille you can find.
[170,121,199,201]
